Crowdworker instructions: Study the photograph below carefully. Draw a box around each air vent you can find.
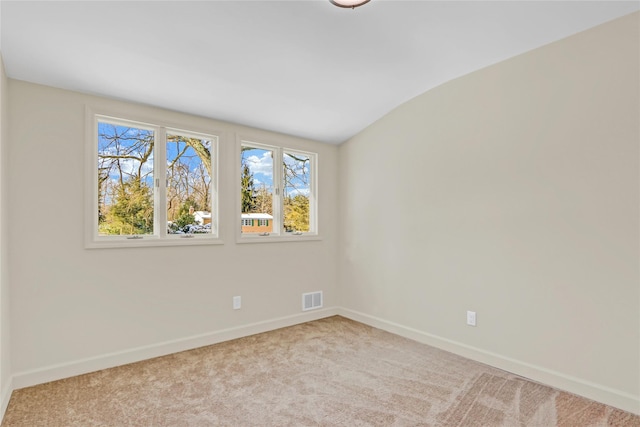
[302,291,323,311]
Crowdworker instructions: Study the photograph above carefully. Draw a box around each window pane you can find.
[166,133,213,235]
[283,151,311,233]
[98,122,154,236]
[241,146,273,234]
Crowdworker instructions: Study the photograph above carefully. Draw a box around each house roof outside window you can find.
[241,213,273,220]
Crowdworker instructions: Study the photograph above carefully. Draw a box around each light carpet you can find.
[2,316,639,426]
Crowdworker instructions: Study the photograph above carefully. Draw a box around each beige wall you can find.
[338,12,639,412]
[8,81,338,384]
[0,54,11,415]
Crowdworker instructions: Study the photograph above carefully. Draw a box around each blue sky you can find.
[242,148,273,188]
[99,123,211,185]
[98,122,154,185]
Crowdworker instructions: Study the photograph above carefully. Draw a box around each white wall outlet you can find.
[466,310,477,326]
[233,296,241,310]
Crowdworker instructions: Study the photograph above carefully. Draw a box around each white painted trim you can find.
[0,377,12,421]
[235,235,323,244]
[12,308,339,391]
[337,307,640,415]
[235,135,320,243]
[85,106,225,249]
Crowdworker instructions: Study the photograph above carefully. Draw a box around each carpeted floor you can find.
[2,316,639,426]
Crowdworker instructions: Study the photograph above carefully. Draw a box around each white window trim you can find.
[85,107,223,249]
[236,136,320,244]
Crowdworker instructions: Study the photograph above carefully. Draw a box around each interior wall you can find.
[8,80,338,383]
[338,12,639,412]
[0,53,12,414]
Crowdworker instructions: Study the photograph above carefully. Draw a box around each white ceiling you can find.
[2,1,638,144]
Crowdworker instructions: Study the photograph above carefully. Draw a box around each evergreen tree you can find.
[174,200,197,229]
[102,178,154,235]
[241,164,256,213]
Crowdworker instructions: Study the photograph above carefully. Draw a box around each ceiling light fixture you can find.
[330,0,370,9]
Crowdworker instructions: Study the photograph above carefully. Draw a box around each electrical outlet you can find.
[233,296,241,310]
[466,310,477,326]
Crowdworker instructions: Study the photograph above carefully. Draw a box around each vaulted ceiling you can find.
[2,1,638,144]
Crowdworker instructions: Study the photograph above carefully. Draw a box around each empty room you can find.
[0,0,638,425]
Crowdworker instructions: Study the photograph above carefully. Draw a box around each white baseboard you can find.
[12,307,339,391]
[337,307,640,416]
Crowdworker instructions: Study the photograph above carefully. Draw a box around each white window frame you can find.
[237,137,319,243]
[85,108,222,248]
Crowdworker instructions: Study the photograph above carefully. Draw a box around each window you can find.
[165,130,215,236]
[283,150,313,233]
[239,140,317,240]
[87,112,219,248]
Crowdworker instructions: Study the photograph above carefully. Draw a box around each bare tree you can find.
[98,124,213,234]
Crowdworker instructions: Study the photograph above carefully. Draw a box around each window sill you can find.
[236,234,322,244]
[85,237,224,249]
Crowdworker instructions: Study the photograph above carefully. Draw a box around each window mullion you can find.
[274,147,283,235]
[156,127,167,239]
